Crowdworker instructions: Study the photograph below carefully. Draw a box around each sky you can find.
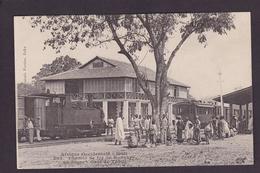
[14,12,252,99]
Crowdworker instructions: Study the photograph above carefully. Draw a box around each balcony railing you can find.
[67,92,184,102]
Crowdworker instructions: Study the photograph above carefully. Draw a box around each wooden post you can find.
[102,100,108,123]
[239,104,243,133]
[229,103,233,123]
[246,103,249,130]
[123,100,129,129]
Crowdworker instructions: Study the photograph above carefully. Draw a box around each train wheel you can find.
[50,136,56,140]
[96,131,101,137]
[60,134,68,139]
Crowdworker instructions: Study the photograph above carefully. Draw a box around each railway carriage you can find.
[172,101,215,128]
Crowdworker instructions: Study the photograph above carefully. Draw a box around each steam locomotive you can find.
[17,93,106,142]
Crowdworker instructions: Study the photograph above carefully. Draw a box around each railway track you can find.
[18,135,114,149]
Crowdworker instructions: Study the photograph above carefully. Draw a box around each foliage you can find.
[30,14,235,56]
[17,83,42,96]
[33,55,82,81]
[29,13,235,127]
[32,55,82,91]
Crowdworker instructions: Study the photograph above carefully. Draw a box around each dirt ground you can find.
[17,134,254,169]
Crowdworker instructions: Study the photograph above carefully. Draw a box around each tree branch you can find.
[105,16,154,102]
[166,30,194,70]
[136,14,156,48]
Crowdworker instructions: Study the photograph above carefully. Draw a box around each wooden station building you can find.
[213,86,253,130]
[42,56,190,128]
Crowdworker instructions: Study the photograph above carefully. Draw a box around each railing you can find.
[67,93,185,101]
[67,92,125,100]
[125,92,149,100]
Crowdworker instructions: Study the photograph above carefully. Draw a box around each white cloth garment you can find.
[184,120,193,140]
[223,120,230,136]
[115,117,125,141]
[27,120,34,129]
[248,117,253,131]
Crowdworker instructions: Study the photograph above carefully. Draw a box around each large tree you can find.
[32,55,82,91]
[17,82,42,96]
[29,13,235,128]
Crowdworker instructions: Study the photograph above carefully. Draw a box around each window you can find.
[93,61,104,68]
[132,79,140,92]
[174,87,179,97]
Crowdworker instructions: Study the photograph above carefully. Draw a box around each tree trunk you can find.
[160,69,169,116]
[154,62,163,130]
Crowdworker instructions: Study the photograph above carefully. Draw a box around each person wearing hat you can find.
[193,115,201,144]
[176,116,185,143]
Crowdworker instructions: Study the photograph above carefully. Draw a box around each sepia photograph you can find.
[14,12,253,169]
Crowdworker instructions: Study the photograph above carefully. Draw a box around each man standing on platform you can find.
[133,114,142,142]
[26,118,34,144]
[161,114,168,144]
[144,115,151,144]
[115,113,125,145]
[176,116,185,143]
[193,116,201,144]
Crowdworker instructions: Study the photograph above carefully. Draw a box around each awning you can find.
[213,86,252,105]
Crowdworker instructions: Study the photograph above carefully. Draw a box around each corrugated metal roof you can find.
[42,56,190,88]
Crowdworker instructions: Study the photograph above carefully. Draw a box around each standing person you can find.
[140,115,145,135]
[248,115,253,133]
[241,116,247,134]
[212,116,219,139]
[167,119,176,144]
[107,117,114,136]
[115,113,125,145]
[230,115,238,136]
[230,115,238,130]
[170,120,177,143]
[26,118,34,144]
[218,116,225,140]
[176,116,185,144]
[223,118,230,138]
[34,117,42,142]
[144,115,151,144]
[133,114,142,142]
[161,114,168,144]
[184,117,193,144]
[204,121,213,144]
[149,119,158,147]
[193,116,201,145]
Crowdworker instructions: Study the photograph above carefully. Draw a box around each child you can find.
[149,119,158,147]
[127,131,138,148]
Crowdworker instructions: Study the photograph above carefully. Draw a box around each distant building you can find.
[213,86,253,128]
[42,56,190,128]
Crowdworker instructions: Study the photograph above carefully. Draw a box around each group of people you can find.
[23,117,42,144]
[107,112,253,148]
[174,115,203,144]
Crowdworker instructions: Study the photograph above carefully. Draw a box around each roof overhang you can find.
[213,86,252,105]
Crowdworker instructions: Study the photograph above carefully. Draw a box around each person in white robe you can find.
[115,113,125,145]
[223,119,230,137]
[184,118,193,143]
[248,116,253,133]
